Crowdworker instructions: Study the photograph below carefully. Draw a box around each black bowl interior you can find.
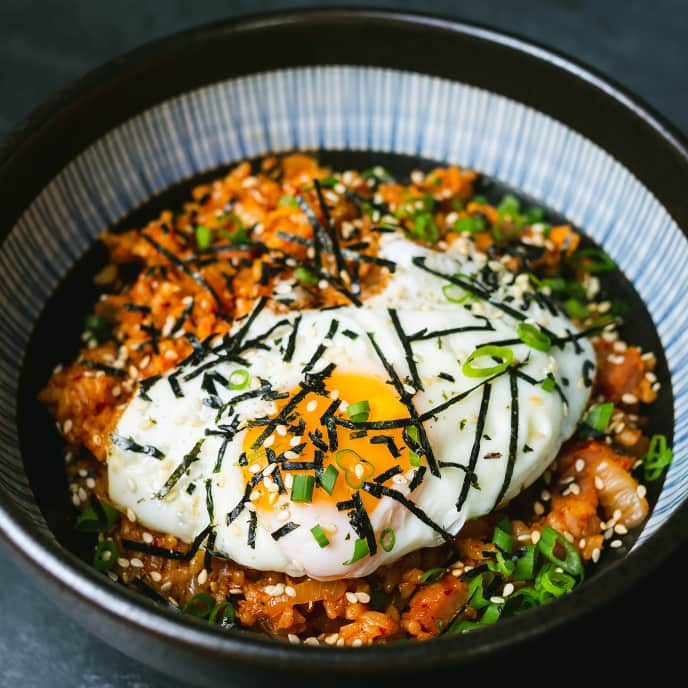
[17,148,674,577]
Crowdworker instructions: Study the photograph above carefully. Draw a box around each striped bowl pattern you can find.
[1,66,685,547]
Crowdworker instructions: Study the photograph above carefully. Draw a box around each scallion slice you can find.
[584,402,614,432]
[467,572,495,610]
[419,567,446,584]
[184,593,216,618]
[380,527,396,552]
[335,449,375,489]
[517,322,551,352]
[536,563,576,598]
[195,225,213,251]
[294,267,319,285]
[278,194,299,208]
[541,375,556,393]
[75,501,120,533]
[643,433,673,482]
[310,524,330,548]
[93,539,118,572]
[228,369,250,390]
[492,525,514,554]
[291,474,315,503]
[343,537,370,565]
[347,400,371,423]
[570,248,616,273]
[319,464,339,495]
[462,345,513,378]
[564,298,589,320]
[538,526,584,578]
[513,544,538,581]
[209,600,236,626]
[453,216,485,233]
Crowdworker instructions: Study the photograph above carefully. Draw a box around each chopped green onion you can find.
[184,593,216,619]
[524,207,544,224]
[195,225,213,251]
[643,434,673,482]
[310,524,330,547]
[209,600,236,626]
[472,195,488,205]
[513,545,538,581]
[419,567,446,584]
[517,322,552,353]
[335,449,375,489]
[294,267,319,285]
[467,572,495,610]
[493,194,523,240]
[536,563,576,598]
[584,402,614,432]
[317,176,339,188]
[449,620,482,634]
[228,369,250,390]
[442,275,477,304]
[75,501,120,533]
[347,400,371,423]
[380,527,396,552]
[406,426,421,466]
[291,474,315,503]
[487,550,515,577]
[451,198,465,212]
[319,464,339,495]
[541,375,556,393]
[278,194,299,208]
[219,213,249,245]
[84,314,111,344]
[538,526,584,578]
[492,525,514,554]
[343,537,370,565]
[570,248,616,273]
[462,345,513,378]
[93,539,118,572]
[453,216,485,233]
[410,212,440,242]
[510,586,543,610]
[480,603,503,625]
[564,298,589,320]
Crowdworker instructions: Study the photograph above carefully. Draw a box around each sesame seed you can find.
[263,463,276,476]
[249,463,261,474]
[85,477,96,489]
[351,639,363,648]
[533,501,545,516]
[71,494,81,507]
[323,523,338,534]
[531,530,541,544]
[318,280,328,290]
[621,393,638,405]
[289,435,303,447]
[78,487,87,502]
[392,474,407,485]
[130,558,144,569]
[101,550,112,562]
[579,538,586,549]
[502,583,515,597]
[614,524,628,535]
[288,634,300,645]
[403,384,416,395]
[490,596,505,605]
[569,483,581,496]
[263,434,275,448]
[127,508,137,523]
[592,548,601,563]
[276,424,288,436]
[285,585,296,598]
[613,509,622,521]
[303,637,319,646]
[150,572,162,584]
[329,389,340,400]
[356,592,371,604]
[540,489,551,502]
[283,451,298,460]
[142,532,153,544]
[107,572,118,582]
[117,558,130,568]
[563,531,574,543]
[324,634,339,646]
[306,400,318,413]
[198,569,208,585]
[575,459,585,473]
[336,638,345,647]
[285,474,294,489]
[637,484,647,498]
[610,539,623,549]
[63,419,73,434]
[160,581,172,592]
[346,592,358,604]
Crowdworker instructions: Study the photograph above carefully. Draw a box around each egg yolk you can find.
[241,372,413,513]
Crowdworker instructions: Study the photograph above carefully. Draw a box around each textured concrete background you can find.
[1,1,686,686]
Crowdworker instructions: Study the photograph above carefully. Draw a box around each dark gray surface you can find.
[1,1,687,686]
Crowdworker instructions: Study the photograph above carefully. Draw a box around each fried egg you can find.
[108,235,595,579]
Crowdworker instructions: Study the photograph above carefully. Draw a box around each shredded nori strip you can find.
[122,524,211,562]
[347,492,377,556]
[362,482,453,543]
[81,359,126,378]
[582,359,594,387]
[456,383,492,512]
[493,370,519,509]
[156,439,204,499]
[408,466,427,492]
[123,303,151,313]
[303,318,339,373]
[342,329,359,340]
[369,434,401,458]
[314,178,351,286]
[438,372,455,383]
[168,373,184,398]
[110,433,165,459]
[172,297,195,334]
[373,465,403,484]
[138,374,161,401]
[389,308,423,392]
[142,233,222,307]
[283,314,302,363]
[247,511,258,549]
[204,530,216,572]
[271,521,300,540]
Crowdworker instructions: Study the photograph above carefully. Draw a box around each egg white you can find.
[108,235,595,579]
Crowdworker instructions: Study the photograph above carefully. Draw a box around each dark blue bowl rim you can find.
[0,7,687,678]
